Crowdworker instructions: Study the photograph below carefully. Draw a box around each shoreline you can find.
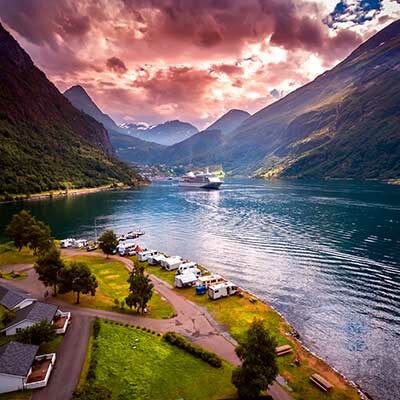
[135,247,368,400]
[0,184,135,204]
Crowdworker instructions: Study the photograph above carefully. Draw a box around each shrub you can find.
[93,318,101,339]
[16,321,56,345]
[72,383,112,400]
[163,332,222,368]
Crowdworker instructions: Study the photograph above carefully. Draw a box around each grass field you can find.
[0,271,27,281]
[0,392,32,400]
[142,261,360,400]
[84,320,236,400]
[0,243,35,267]
[61,255,175,319]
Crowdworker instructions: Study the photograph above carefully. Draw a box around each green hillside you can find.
[0,23,143,197]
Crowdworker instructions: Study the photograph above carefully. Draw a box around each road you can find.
[1,250,293,400]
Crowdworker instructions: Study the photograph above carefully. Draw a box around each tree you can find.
[125,263,153,314]
[5,210,35,250]
[58,261,98,304]
[98,230,118,258]
[5,210,53,254]
[35,246,65,295]
[232,319,278,400]
[16,321,56,345]
[28,219,53,255]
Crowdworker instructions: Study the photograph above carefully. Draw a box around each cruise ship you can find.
[179,171,223,190]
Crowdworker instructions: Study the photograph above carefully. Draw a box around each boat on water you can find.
[179,171,223,190]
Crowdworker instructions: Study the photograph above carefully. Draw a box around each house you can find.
[0,341,56,393]
[2,301,71,336]
[0,285,36,310]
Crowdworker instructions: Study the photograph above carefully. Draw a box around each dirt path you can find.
[1,252,293,400]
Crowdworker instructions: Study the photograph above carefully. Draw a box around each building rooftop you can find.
[5,301,58,329]
[0,284,33,309]
[0,341,39,376]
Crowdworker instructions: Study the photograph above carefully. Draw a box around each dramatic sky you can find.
[0,0,399,128]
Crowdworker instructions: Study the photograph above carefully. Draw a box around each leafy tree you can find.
[16,321,56,345]
[35,246,65,295]
[232,319,278,400]
[98,230,118,258]
[28,219,53,255]
[125,263,153,314]
[58,261,98,304]
[5,210,35,250]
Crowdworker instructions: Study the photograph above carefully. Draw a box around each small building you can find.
[2,301,70,336]
[175,272,198,288]
[0,341,56,393]
[0,285,36,311]
[208,282,238,300]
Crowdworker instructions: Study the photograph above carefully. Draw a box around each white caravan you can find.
[176,262,201,277]
[148,254,166,265]
[138,250,158,262]
[161,256,183,271]
[175,272,198,288]
[208,282,238,300]
[196,274,225,288]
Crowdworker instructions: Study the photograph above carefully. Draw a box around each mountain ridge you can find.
[0,23,142,196]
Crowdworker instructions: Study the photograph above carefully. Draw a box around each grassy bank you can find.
[0,243,35,267]
[140,258,360,400]
[81,320,236,400]
[61,255,175,319]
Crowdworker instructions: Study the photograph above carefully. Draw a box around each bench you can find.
[310,373,333,392]
[275,345,293,356]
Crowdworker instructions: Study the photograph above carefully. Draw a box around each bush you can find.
[93,318,101,339]
[163,332,222,368]
[16,321,56,345]
[72,383,112,400]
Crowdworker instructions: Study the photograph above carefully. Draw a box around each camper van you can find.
[175,272,198,288]
[208,282,238,300]
[117,239,137,255]
[138,250,158,262]
[176,262,201,277]
[196,274,225,288]
[148,254,166,265]
[161,256,183,271]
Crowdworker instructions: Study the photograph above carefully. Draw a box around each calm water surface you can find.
[1,179,399,399]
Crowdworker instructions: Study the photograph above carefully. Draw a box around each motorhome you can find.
[138,250,158,262]
[176,262,201,277]
[161,256,183,271]
[117,239,137,255]
[175,272,198,288]
[148,254,166,265]
[196,274,225,288]
[208,282,238,300]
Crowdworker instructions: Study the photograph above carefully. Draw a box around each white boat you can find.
[179,171,223,190]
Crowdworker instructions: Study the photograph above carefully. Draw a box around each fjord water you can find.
[1,179,399,399]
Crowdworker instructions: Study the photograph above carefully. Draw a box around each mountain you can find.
[217,20,400,179]
[158,130,223,165]
[206,109,250,136]
[0,23,142,197]
[109,131,166,164]
[64,85,120,132]
[125,120,199,145]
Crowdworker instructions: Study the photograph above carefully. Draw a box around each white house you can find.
[0,285,36,310]
[2,301,71,336]
[0,341,56,393]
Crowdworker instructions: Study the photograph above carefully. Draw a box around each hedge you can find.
[163,332,222,368]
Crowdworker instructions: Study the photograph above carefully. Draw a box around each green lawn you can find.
[61,255,174,319]
[142,261,360,400]
[86,320,236,400]
[0,243,35,267]
[0,271,27,281]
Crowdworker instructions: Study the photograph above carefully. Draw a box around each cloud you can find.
[0,0,398,128]
[106,57,128,75]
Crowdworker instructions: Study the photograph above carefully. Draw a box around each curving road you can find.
[1,250,292,400]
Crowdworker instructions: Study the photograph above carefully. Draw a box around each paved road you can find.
[1,251,293,400]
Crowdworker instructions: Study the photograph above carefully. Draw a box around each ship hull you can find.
[179,181,222,190]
